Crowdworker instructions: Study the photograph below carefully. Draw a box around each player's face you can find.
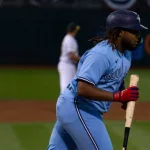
[120,29,142,51]
[73,27,80,37]
[73,29,79,37]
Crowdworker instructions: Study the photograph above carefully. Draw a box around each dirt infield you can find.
[0,101,149,123]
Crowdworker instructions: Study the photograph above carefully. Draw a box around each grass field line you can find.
[0,124,26,150]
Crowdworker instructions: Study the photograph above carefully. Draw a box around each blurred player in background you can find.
[58,22,80,93]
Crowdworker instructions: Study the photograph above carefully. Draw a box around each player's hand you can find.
[113,86,139,102]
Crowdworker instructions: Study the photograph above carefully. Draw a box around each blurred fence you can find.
[1,0,150,9]
[0,0,149,66]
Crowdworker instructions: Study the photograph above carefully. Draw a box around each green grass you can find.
[105,121,150,150]
[0,122,55,150]
[124,69,150,101]
[0,68,149,101]
[0,69,59,100]
[0,121,150,150]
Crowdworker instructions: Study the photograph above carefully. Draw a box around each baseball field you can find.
[0,67,150,150]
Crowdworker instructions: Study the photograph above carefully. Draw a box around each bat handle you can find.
[122,74,139,150]
[122,127,130,150]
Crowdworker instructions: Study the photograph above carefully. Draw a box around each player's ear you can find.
[119,30,125,38]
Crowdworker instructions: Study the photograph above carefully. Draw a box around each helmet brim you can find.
[133,24,148,30]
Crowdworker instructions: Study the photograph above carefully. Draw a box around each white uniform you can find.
[58,34,79,93]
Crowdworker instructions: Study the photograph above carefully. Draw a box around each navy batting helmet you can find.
[106,10,148,30]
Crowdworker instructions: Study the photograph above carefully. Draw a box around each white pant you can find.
[58,62,76,93]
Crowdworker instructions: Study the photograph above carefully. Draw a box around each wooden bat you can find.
[122,74,139,150]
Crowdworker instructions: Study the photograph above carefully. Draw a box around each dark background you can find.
[0,0,149,66]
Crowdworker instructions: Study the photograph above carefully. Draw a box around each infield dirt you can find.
[0,101,149,122]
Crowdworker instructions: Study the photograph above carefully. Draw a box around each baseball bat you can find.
[122,74,139,150]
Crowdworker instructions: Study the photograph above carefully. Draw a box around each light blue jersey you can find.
[63,40,132,113]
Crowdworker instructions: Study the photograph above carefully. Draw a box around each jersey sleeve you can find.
[66,38,77,53]
[77,52,110,86]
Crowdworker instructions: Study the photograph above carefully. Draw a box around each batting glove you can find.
[113,86,139,102]
[119,80,127,110]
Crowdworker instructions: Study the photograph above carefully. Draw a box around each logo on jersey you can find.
[102,66,128,82]
[104,0,137,9]
[103,67,122,82]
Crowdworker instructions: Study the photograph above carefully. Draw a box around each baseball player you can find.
[47,10,147,150]
[58,22,80,93]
